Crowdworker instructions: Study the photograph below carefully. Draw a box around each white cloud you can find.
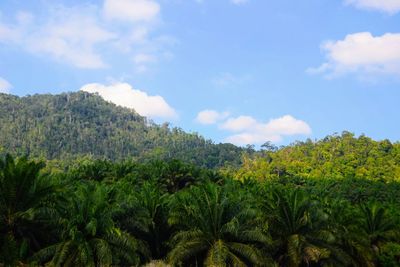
[103,0,160,22]
[80,82,177,119]
[0,77,12,93]
[221,115,311,145]
[345,0,400,14]
[231,0,249,5]
[308,32,400,78]
[0,2,172,71]
[196,110,230,125]
[225,133,282,146]
[196,109,311,146]
[0,7,115,69]
[265,115,312,135]
[220,116,257,131]
[31,9,115,69]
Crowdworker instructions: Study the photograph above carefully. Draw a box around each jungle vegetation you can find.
[1,92,400,266]
[0,92,246,168]
[1,132,400,266]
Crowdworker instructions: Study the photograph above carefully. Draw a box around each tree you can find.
[262,189,338,267]
[360,204,398,255]
[168,182,272,266]
[319,198,374,267]
[113,181,171,260]
[0,154,57,266]
[33,183,145,266]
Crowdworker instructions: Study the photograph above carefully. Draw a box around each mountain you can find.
[0,92,246,168]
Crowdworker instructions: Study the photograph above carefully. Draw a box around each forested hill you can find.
[1,92,399,174]
[2,93,400,266]
[234,132,400,182]
[0,92,245,167]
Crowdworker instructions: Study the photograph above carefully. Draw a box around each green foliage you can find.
[359,204,398,253]
[1,130,400,267]
[168,182,272,266]
[234,132,400,182]
[113,181,171,260]
[33,183,144,266]
[0,155,58,266]
[3,91,400,267]
[0,92,245,168]
[261,189,337,266]
[378,243,400,267]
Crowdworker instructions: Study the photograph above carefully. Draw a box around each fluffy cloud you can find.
[345,0,400,14]
[220,116,257,131]
[308,32,400,78]
[197,111,311,146]
[196,110,230,125]
[80,82,177,119]
[0,7,114,69]
[31,8,115,69]
[103,0,160,22]
[0,1,172,71]
[221,115,311,145]
[0,77,12,93]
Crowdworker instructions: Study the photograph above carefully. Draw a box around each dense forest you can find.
[0,92,246,168]
[1,131,400,266]
[1,92,400,266]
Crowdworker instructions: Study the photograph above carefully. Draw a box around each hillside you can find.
[233,132,400,182]
[0,92,245,168]
[2,94,400,266]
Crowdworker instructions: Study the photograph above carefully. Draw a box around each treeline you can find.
[2,92,399,174]
[231,131,400,182]
[1,154,400,266]
[0,92,246,168]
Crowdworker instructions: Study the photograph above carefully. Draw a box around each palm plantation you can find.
[113,181,171,260]
[168,183,272,266]
[0,155,57,266]
[261,189,339,266]
[359,204,398,258]
[33,183,144,266]
[1,144,400,266]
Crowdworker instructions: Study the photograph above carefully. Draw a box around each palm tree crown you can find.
[33,183,144,267]
[262,189,335,267]
[0,155,57,265]
[168,182,272,266]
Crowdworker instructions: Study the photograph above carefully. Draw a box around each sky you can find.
[0,0,400,146]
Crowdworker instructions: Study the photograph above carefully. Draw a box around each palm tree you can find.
[360,203,397,255]
[33,183,146,266]
[167,182,272,266]
[0,154,58,266]
[113,181,171,260]
[323,202,398,267]
[318,198,373,267]
[262,189,336,267]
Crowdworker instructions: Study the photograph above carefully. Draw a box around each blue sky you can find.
[0,0,399,146]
